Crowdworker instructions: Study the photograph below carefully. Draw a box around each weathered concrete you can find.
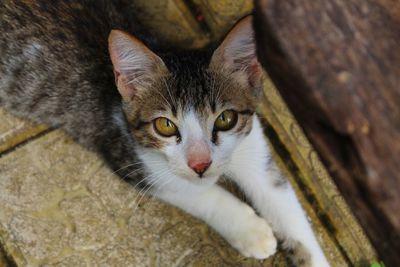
[0,129,291,266]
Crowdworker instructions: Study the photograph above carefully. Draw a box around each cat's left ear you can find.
[209,16,262,90]
[108,30,168,101]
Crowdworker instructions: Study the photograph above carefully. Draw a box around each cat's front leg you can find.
[227,116,330,267]
[155,182,277,259]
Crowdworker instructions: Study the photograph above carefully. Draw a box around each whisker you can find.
[111,162,149,176]
[162,77,177,109]
[137,171,173,207]
[119,162,167,181]
[128,168,171,209]
[146,174,175,206]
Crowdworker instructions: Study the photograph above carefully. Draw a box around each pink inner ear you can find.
[248,59,262,87]
[210,16,262,89]
[108,30,168,101]
[116,72,136,101]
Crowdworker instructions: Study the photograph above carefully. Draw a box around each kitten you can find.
[0,1,330,266]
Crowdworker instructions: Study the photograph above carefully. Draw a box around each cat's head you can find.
[108,16,263,186]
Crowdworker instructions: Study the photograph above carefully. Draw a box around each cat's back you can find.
[0,0,121,74]
[0,0,132,125]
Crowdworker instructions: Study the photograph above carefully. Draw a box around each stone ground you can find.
[0,111,293,267]
[0,1,377,266]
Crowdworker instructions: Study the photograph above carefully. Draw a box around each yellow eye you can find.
[214,110,238,131]
[154,117,178,137]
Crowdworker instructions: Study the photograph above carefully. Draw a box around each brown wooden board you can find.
[254,0,400,265]
[259,78,378,266]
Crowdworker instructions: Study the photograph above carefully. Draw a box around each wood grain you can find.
[253,0,400,265]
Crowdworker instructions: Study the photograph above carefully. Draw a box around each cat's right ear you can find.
[108,30,168,101]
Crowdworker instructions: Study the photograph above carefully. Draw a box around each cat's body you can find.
[0,1,330,266]
[0,0,159,183]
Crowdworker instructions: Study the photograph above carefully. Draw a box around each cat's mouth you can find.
[175,167,221,186]
[182,161,229,185]
[185,174,220,187]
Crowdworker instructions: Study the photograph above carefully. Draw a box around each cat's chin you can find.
[183,174,220,187]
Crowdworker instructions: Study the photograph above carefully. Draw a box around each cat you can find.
[0,1,330,266]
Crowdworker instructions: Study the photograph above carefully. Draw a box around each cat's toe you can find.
[231,215,277,260]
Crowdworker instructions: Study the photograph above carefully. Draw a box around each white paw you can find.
[229,210,277,259]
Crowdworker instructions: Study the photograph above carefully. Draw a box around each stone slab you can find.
[0,130,290,267]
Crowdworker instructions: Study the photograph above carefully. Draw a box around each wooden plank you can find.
[124,0,210,49]
[0,109,47,154]
[259,77,378,265]
[190,0,253,42]
[253,0,400,265]
[0,246,10,267]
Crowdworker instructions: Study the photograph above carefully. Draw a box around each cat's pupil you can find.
[154,117,178,137]
[220,113,226,121]
[214,110,238,132]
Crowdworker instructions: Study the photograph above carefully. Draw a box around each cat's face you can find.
[125,69,257,185]
[109,16,262,185]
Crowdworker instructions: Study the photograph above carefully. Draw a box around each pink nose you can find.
[189,160,212,176]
